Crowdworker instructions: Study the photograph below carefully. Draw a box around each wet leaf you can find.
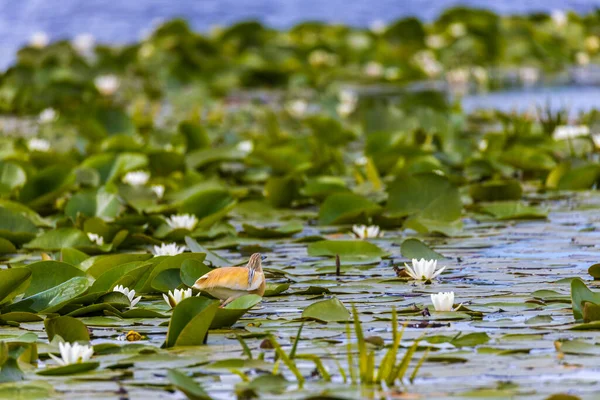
[302,297,350,322]
[318,193,381,225]
[166,297,219,347]
[44,316,90,342]
[400,238,445,260]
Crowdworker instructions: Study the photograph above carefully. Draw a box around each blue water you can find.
[1,0,599,70]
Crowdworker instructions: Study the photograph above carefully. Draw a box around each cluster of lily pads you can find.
[1,6,600,399]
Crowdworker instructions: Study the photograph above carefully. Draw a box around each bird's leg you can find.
[219,297,235,308]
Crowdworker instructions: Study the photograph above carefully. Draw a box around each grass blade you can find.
[268,334,305,388]
[289,322,304,359]
[296,354,331,381]
[346,322,356,383]
[393,338,420,381]
[409,347,429,383]
[235,334,252,360]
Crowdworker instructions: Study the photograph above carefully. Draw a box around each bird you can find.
[193,253,266,307]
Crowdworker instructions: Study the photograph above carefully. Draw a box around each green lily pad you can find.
[0,268,31,305]
[307,240,387,259]
[400,238,445,260]
[571,278,600,321]
[23,228,91,251]
[477,201,547,220]
[23,261,86,297]
[44,316,90,342]
[242,221,303,238]
[167,369,212,400]
[0,207,38,245]
[37,362,99,376]
[165,297,219,347]
[211,294,262,329]
[180,259,214,287]
[318,193,382,225]
[301,297,350,322]
[4,277,89,314]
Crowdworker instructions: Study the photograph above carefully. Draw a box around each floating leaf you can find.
[242,221,303,238]
[64,187,122,220]
[571,278,600,321]
[302,298,350,322]
[469,179,522,202]
[24,228,91,251]
[211,295,262,329]
[0,207,38,245]
[23,261,86,297]
[0,269,31,305]
[165,297,219,347]
[37,362,99,376]
[318,193,381,225]
[167,369,212,400]
[307,240,387,259]
[44,316,90,342]
[4,277,89,314]
[477,201,547,220]
[400,238,445,260]
[180,259,213,287]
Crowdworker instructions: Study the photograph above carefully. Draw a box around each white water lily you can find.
[553,125,590,141]
[337,89,358,117]
[73,33,95,54]
[404,258,446,281]
[122,170,150,186]
[551,10,567,29]
[39,108,57,123]
[165,213,198,231]
[385,67,400,80]
[449,22,466,38]
[286,99,308,118]
[163,288,193,308]
[592,133,600,148]
[425,35,445,49]
[413,50,442,78]
[369,20,387,35]
[49,342,94,366]
[94,74,120,96]
[153,242,186,256]
[27,138,51,152]
[308,50,337,67]
[151,184,165,199]
[585,36,600,53]
[87,232,104,246]
[347,33,371,50]
[431,291,457,312]
[364,61,384,78]
[30,32,49,48]
[576,52,590,66]
[519,67,539,87]
[352,225,383,239]
[113,285,142,307]
[236,140,254,153]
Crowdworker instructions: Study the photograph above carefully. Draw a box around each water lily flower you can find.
[370,20,387,35]
[518,67,539,87]
[551,9,567,29]
[151,184,165,199]
[165,213,198,231]
[87,232,104,246]
[431,291,458,312]
[337,89,358,117]
[425,35,445,49]
[286,99,308,118]
[113,285,141,307]
[471,67,488,85]
[449,23,466,38]
[308,50,337,67]
[404,258,446,281]
[153,242,186,256]
[236,140,254,153]
[94,74,120,96]
[413,50,442,77]
[592,133,600,148]
[39,108,57,123]
[385,67,400,80]
[364,61,384,78]
[73,33,95,54]
[352,225,383,239]
[48,342,94,366]
[347,33,371,50]
[122,170,150,186]
[163,288,193,308]
[576,52,590,66]
[27,138,51,152]
[585,36,600,53]
[553,125,590,141]
[29,32,49,48]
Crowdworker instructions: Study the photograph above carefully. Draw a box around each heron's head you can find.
[246,253,264,272]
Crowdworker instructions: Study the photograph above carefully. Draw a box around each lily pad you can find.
[211,294,262,329]
[37,362,99,376]
[301,297,350,322]
[400,238,445,260]
[318,193,382,225]
[165,297,219,347]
